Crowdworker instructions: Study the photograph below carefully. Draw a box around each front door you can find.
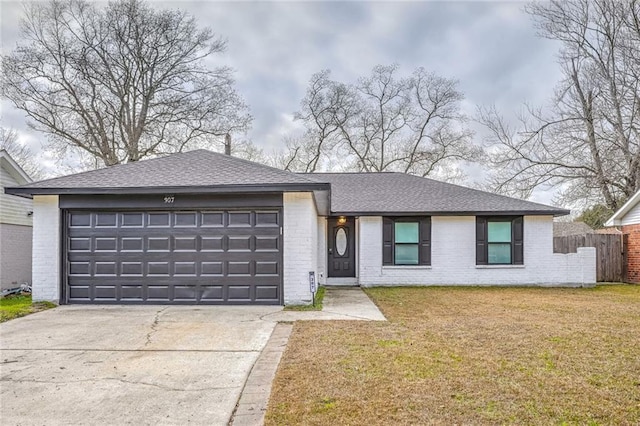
[328,217,356,278]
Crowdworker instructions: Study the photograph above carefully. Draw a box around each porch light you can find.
[337,216,347,225]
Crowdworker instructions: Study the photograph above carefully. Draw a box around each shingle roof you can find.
[304,172,569,216]
[6,149,569,215]
[10,150,323,193]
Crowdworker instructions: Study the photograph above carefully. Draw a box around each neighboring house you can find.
[553,221,594,237]
[5,150,596,305]
[0,150,33,291]
[605,193,640,283]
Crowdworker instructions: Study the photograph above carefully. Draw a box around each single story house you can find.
[6,149,596,305]
[605,193,640,283]
[0,150,33,291]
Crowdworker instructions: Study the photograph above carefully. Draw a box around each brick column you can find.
[622,224,640,283]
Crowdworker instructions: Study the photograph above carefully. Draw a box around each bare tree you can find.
[478,0,640,210]
[1,0,251,167]
[229,137,322,172]
[0,127,44,179]
[285,65,480,181]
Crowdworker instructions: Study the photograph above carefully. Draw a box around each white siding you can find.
[0,165,32,227]
[32,195,60,302]
[358,215,595,287]
[621,201,640,225]
[282,192,318,305]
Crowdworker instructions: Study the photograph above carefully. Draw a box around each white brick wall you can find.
[358,215,596,287]
[283,192,318,305]
[32,195,60,302]
[316,216,327,286]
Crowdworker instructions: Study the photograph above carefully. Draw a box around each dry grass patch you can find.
[266,285,640,425]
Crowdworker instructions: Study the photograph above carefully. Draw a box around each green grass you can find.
[0,294,56,322]
[284,286,326,311]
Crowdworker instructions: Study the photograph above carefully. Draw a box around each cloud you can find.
[1,0,563,187]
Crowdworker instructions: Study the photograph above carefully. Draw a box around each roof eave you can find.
[5,183,330,197]
[330,209,570,217]
[605,190,640,227]
[604,218,620,227]
[0,152,32,184]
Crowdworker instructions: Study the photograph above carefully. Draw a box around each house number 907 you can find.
[163,196,175,204]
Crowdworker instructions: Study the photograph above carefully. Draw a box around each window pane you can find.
[488,243,511,264]
[488,222,511,242]
[395,244,419,265]
[395,222,419,243]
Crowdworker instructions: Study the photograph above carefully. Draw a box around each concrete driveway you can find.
[0,305,282,426]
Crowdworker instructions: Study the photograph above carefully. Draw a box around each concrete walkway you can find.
[262,287,387,322]
[230,287,386,425]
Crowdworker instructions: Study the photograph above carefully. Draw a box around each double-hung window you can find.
[383,217,431,266]
[476,216,524,265]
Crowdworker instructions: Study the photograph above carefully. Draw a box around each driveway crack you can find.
[145,307,169,347]
[0,377,238,392]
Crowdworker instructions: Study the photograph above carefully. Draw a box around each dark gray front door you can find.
[65,209,282,304]
[327,217,356,278]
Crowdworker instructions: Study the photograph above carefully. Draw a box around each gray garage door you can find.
[65,210,282,304]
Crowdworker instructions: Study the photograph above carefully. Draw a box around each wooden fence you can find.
[553,234,627,282]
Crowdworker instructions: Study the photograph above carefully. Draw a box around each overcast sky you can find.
[0,0,564,201]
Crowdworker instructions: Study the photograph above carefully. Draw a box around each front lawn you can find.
[266,285,640,425]
[0,295,56,322]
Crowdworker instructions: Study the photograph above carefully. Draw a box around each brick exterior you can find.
[282,192,318,305]
[32,195,60,302]
[358,215,596,287]
[0,223,32,290]
[622,224,640,283]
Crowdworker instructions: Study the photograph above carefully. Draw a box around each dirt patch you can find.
[266,285,640,425]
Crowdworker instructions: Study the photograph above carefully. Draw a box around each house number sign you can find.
[163,195,175,204]
[309,271,317,306]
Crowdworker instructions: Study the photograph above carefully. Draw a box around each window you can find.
[383,217,431,266]
[488,221,512,264]
[476,216,523,265]
[395,222,419,264]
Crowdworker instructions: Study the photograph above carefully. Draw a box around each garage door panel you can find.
[121,213,144,227]
[95,212,118,227]
[201,286,224,301]
[256,285,279,301]
[255,211,279,226]
[68,285,90,300]
[94,286,117,300]
[227,286,251,300]
[69,212,92,227]
[256,261,279,275]
[65,209,282,304]
[121,285,144,300]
